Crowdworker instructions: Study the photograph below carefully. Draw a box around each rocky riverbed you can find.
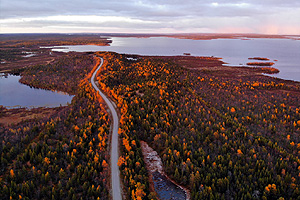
[141,141,190,200]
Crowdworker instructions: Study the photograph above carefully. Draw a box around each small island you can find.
[248,57,270,61]
[247,62,275,66]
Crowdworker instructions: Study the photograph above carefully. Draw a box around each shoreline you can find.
[3,35,297,82]
[144,55,300,84]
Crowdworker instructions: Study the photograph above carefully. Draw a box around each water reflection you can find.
[0,73,73,108]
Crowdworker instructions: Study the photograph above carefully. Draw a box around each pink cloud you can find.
[258,25,300,35]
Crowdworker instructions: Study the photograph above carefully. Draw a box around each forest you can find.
[1,50,300,200]
[13,53,97,95]
[1,54,110,199]
[96,52,300,200]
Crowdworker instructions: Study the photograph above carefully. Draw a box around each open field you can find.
[0,106,60,126]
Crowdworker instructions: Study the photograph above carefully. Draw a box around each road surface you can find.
[91,57,122,200]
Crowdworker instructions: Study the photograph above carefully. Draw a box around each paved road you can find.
[91,57,122,200]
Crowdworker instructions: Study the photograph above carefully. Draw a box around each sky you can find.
[1,0,300,34]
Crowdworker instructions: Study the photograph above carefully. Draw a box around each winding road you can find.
[91,57,122,200]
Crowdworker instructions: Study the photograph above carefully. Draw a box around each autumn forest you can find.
[1,38,300,200]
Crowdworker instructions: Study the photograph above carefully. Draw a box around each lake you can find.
[0,73,73,109]
[52,37,300,82]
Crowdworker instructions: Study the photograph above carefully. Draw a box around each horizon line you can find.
[1,32,300,36]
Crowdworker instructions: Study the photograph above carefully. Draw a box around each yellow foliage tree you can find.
[117,156,126,167]
[132,182,146,200]
[237,149,243,156]
[44,157,50,165]
[102,160,108,168]
[10,169,14,179]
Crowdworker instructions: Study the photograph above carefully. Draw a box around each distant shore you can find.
[98,33,300,40]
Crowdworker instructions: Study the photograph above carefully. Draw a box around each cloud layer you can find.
[1,0,300,34]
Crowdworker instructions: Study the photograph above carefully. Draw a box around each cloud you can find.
[0,0,300,34]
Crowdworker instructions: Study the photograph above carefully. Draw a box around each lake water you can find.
[0,73,73,109]
[52,37,300,82]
